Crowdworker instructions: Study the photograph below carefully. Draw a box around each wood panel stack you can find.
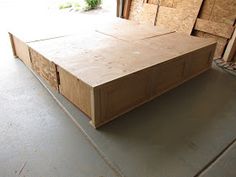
[128,0,236,61]
[193,0,236,60]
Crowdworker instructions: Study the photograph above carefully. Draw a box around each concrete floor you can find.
[1,1,236,177]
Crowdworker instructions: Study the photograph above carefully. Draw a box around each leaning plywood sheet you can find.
[28,26,215,127]
[194,18,235,39]
[194,31,227,59]
[129,0,144,21]
[138,3,158,25]
[156,0,203,34]
[198,0,236,25]
[96,18,174,41]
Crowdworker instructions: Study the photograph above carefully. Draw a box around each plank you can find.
[223,28,236,62]
[123,0,132,19]
[194,18,235,39]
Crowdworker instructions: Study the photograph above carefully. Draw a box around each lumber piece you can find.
[123,0,132,19]
[223,28,236,62]
[194,18,235,39]
[156,0,203,34]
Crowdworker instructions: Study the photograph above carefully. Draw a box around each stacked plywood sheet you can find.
[10,18,216,128]
[128,0,236,60]
[193,0,236,60]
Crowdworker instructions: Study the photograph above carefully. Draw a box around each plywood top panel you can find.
[29,28,215,88]
[96,18,174,42]
[137,32,216,55]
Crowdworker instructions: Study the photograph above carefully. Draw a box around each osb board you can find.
[156,0,203,34]
[194,18,235,39]
[223,28,236,62]
[58,66,93,117]
[194,30,228,59]
[96,18,174,42]
[29,48,59,90]
[147,0,159,4]
[198,0,236,25]
[9,33,31,68]
[129,0,144,21]
[138,3,158,25]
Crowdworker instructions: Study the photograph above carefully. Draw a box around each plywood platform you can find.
[10,18,216,128]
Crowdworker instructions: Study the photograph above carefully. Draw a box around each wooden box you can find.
[11,19,216,128]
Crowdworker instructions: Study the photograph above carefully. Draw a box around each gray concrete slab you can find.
[200,141,236,177]
[44,65,236,177]
[0,38,119,177]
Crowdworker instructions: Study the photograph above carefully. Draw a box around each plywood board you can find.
[9,34,31,68]
[156,0,203,34]
[138,3,158,25]
[58,66,93,117]
[129,0,143,21]
[198,0,236,25]
[29,48,59,90]
[223,28,236,62]
[194,30,227,59]
[194,18,235,39]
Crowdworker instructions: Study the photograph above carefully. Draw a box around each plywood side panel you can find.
[58,67,93,117]
[194,18,235,39]
[92,43,215,127]
[10,34,31,68]
[29,48,59,90]
[184,44,215,76]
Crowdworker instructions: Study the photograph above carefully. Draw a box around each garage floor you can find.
[1,1,236,177]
